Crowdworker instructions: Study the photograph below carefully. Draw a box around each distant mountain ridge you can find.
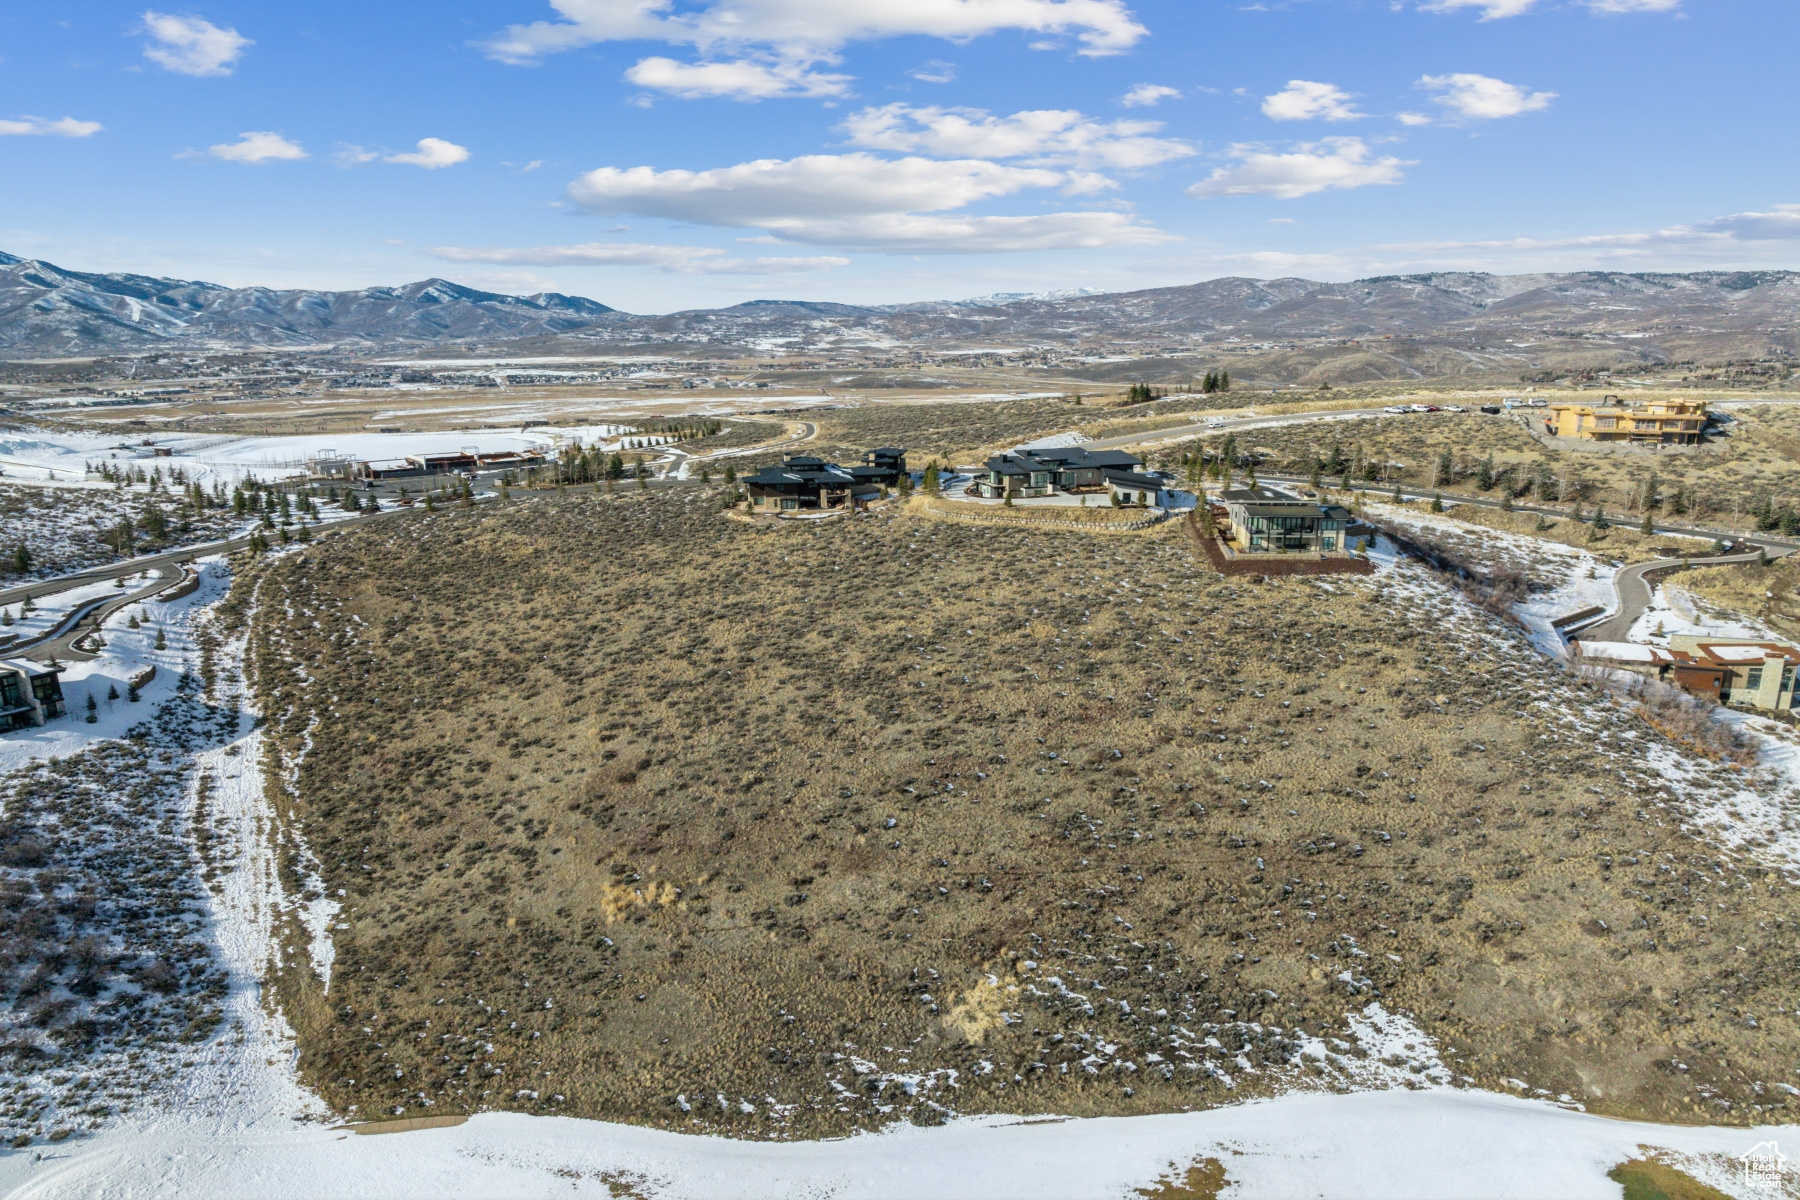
[0,251,617,354]
[3,249,1798,356]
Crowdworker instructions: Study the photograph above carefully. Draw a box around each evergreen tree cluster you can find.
[1199,370,1231,394]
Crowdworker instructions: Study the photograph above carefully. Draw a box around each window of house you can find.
[1322,536,1336,550]
[0,676,19,709]
[1745,667,1764,689]
[781,498,799,510]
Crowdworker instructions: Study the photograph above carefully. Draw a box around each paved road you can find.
[1580,548,1786,643]
[1252,473,1800,640]
[7,566,185,664]
[0,506,414,609]
[1080,404,1440,451]
[1257,472,1800,557]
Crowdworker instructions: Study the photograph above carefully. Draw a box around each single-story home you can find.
[743,453,887,512]
[1573,635,1800,711]
[973,446,1146,499]
[1104,470,1168,507]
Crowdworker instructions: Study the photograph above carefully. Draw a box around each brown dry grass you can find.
[1674,557,1800,641]
[920,496,1164,528]
[242,487,1800,1139]
[1190,406,1800,534]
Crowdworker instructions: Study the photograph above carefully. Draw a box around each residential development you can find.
[0,659,65,731]
[742,448,908,512]
[1573,635,1800,712]
[1544,397,1710,445]
[971,445,1147,499]
[1216,484,1356,554]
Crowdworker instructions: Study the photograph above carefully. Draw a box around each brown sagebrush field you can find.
[1190,407,1800,534]
[239,487,1799,1137]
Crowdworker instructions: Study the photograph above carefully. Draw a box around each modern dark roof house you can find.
[743,451,902,513]
[972,446,1145,499]
[1218,485,1355,554]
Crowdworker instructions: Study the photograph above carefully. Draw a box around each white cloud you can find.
[482,0,1148,73]
[1396,111,1433,127]
[139,11,251,77]
[569,153,1062,224]
[733,212,1173,253]
[1262,80,1363,122]
[385,138,471,169]
[0,116,103,138]
[1187,138,1410,200]
[1419,0,1540,16]
[563,151,1171,252]
[431,241,850,274]
[1421,0,1676,17]
[911,60,957,84]
[840,104,1193,169]
[624,56,851,99]
[1120,83,1180,108]
[206,131,306,163]
[1365,205,1800,270]
[1420,73,1554,119]
[333,144,380,166]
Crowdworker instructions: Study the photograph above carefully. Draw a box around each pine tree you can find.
[1476,455,1495,490]
[1434,449,1454,487]
[85,694,97,723]
[1640,510,1654,535]
[107,683,119,702]
[1501,490,1513,512]
[1593,506,1609,530]
[1219,370,1230,391]
[1430,493,1444,513]
[154,627,167,650]
[10,542,28,575]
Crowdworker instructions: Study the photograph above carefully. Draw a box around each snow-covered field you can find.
[1628,582,1783,646]
[0,426,635,487]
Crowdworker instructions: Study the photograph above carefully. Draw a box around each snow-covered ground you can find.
[0,572,153,644]
[0,426,636,487]
[1628,582,1783,646]
[1360,500,1623,657]
[3,1086,1790,1199]
[0,562,225,776]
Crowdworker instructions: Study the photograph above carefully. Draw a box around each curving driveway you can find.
[1578,547,1791,643]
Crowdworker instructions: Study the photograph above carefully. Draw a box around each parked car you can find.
[1383,405,1409,414]
[1422,405,1442,412]
[1407,404,1431,413]
[1479,405,1502,414]
[1206,418,1226,428]
[1443,405,1467,413]
[1527,397,1548,408]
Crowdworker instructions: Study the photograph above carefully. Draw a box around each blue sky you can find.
[1,1,1793,313]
